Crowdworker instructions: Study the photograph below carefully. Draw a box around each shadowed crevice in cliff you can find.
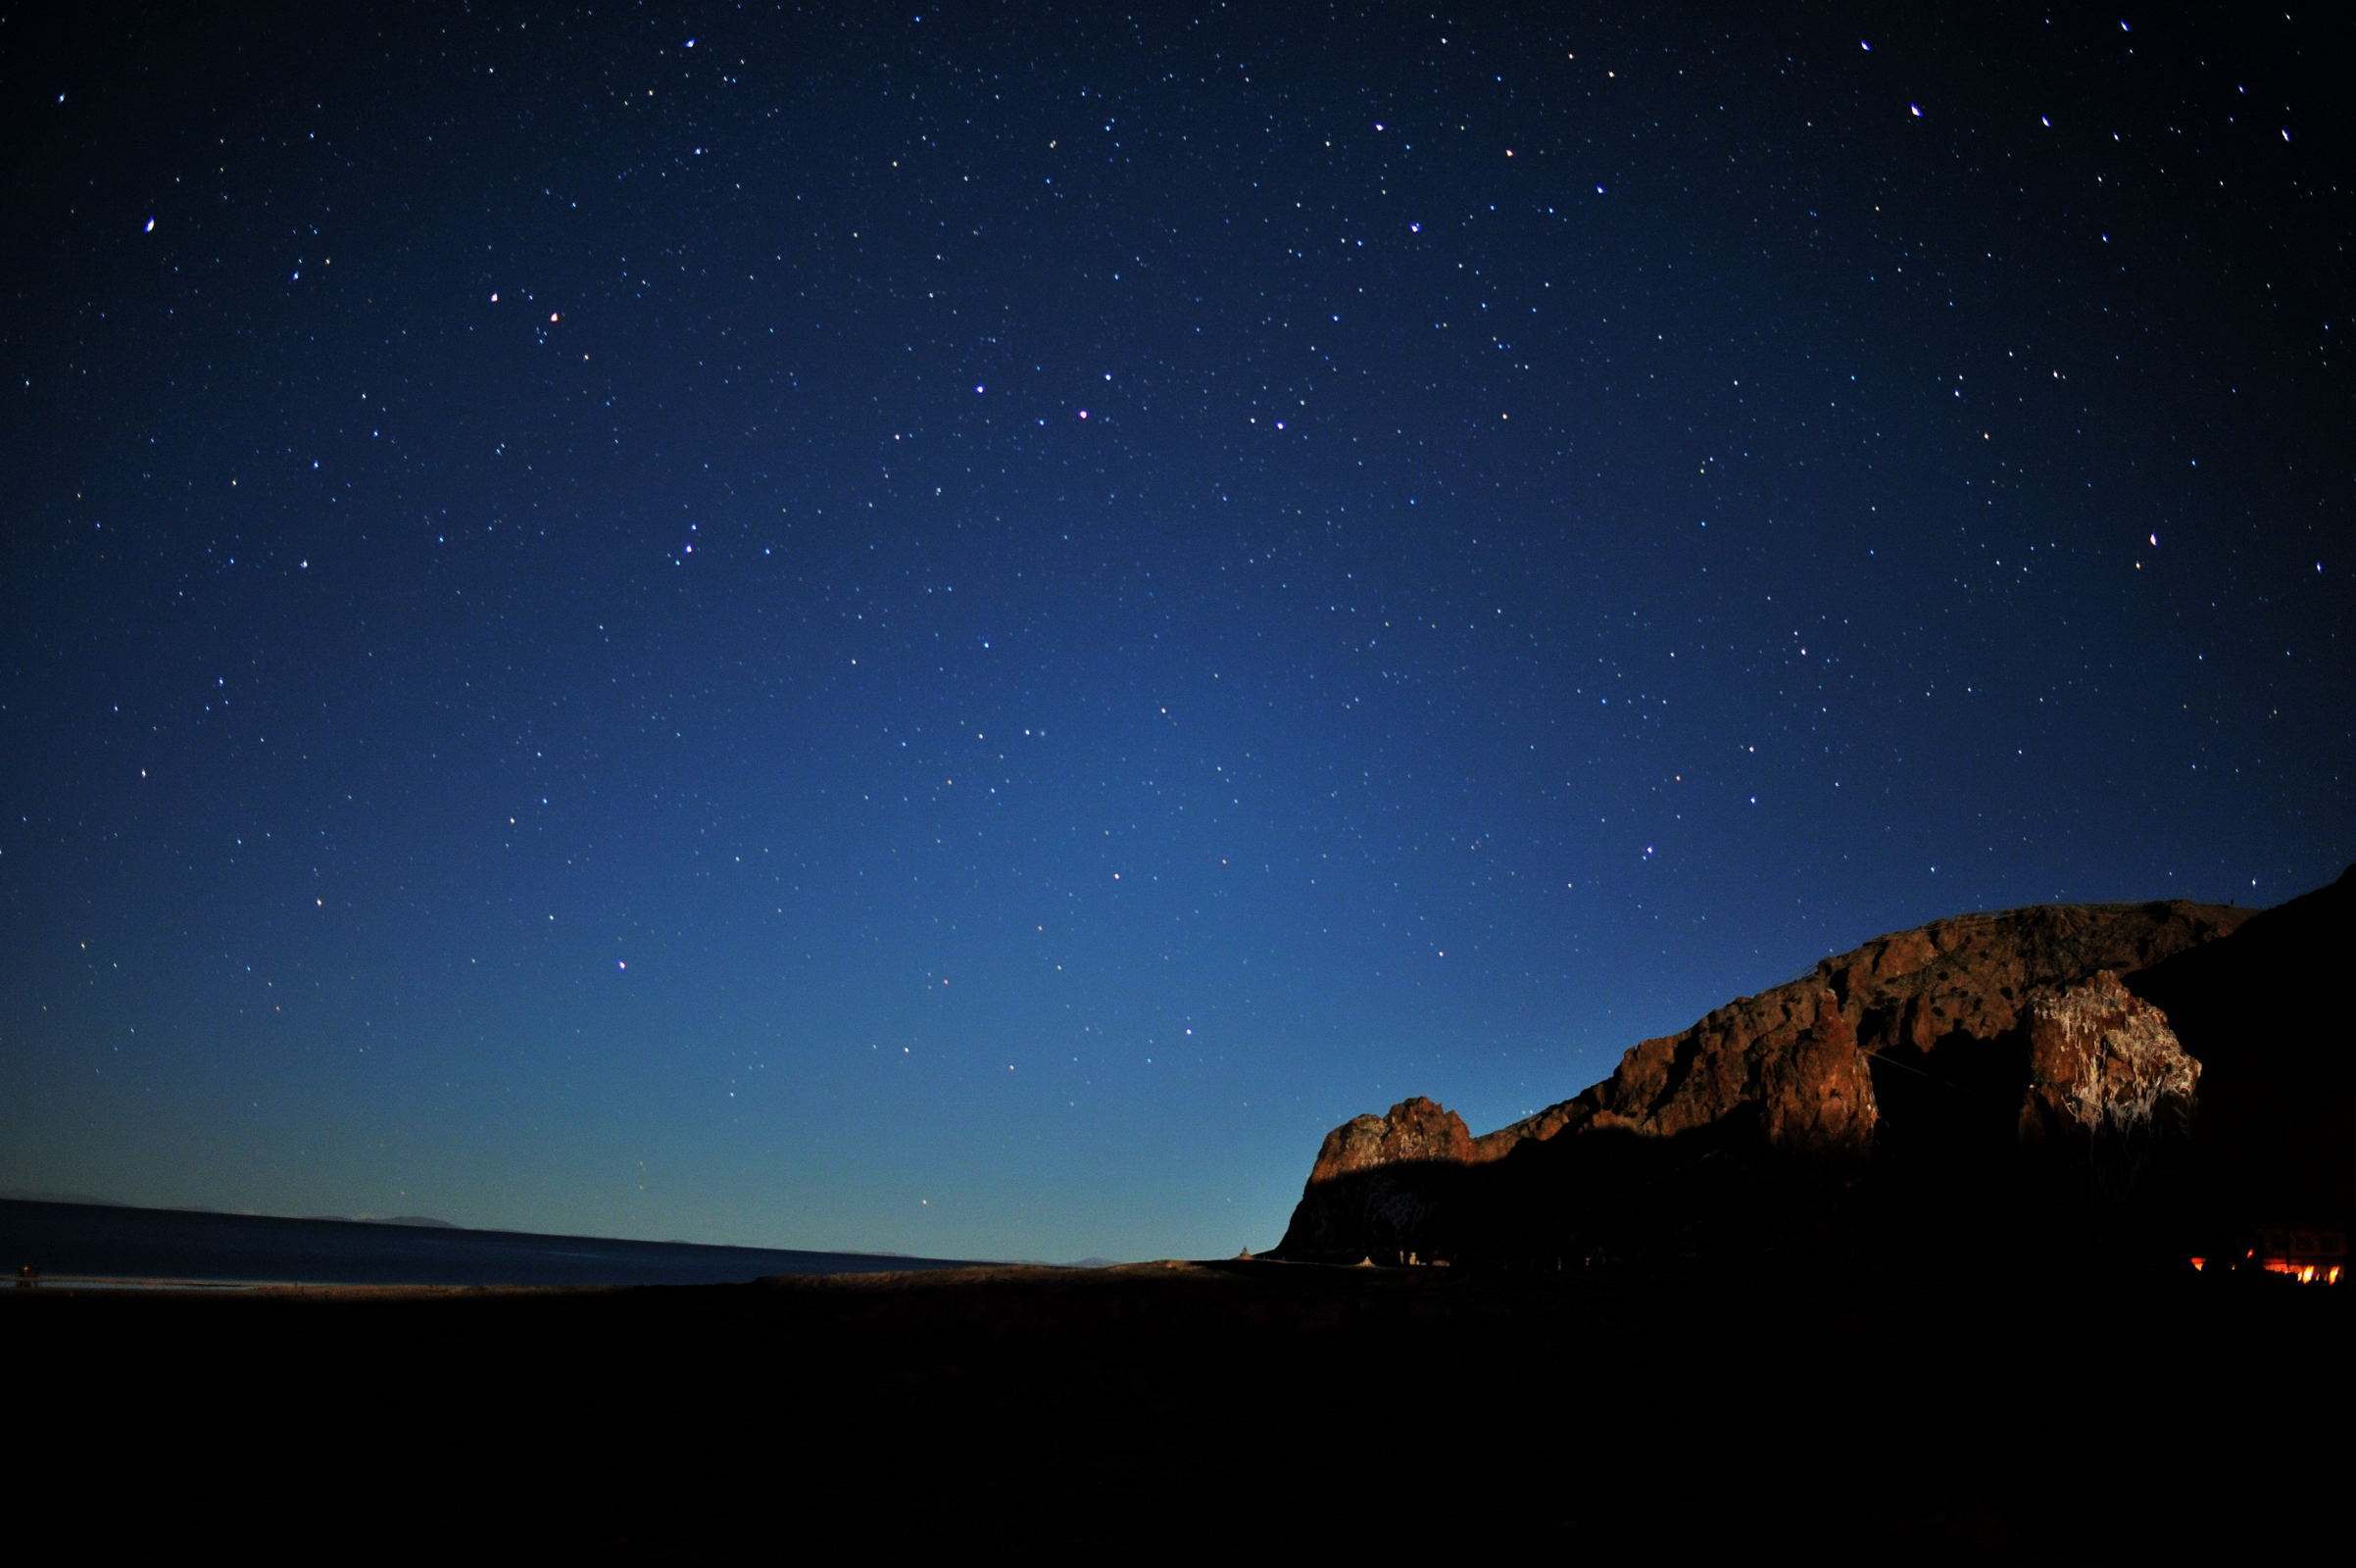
[1867,1027,2031,1155]
[2128,863,2356,1225]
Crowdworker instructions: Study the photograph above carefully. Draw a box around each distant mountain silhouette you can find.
[1275,871,2352,1266]
[2,1193,466,1230]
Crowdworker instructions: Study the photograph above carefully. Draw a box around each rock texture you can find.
[2018,971,2198,1143]
[1306,1097,1480,1180]
[1497,898,2244,1157]
[1276,895,2264,1262]
[1558,986,1879,1151]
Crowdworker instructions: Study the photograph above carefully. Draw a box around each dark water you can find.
[0,1199,979,1288]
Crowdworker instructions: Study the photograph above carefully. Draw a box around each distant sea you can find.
[0,1199,979,1289]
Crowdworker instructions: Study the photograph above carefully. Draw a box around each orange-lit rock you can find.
[1275,894,2257,1262]
[2018,970,2197,1142]
[1301,1096,1479,1186]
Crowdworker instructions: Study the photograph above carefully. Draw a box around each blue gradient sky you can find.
[3,2,2348,1260]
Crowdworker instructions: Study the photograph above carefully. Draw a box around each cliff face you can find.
[1307,1096,1479,1180]
[2017,971,2199,1143]
[1276,893,2275,1263]
[1280,1098,1485,1260]
[1488,898,2245,1157]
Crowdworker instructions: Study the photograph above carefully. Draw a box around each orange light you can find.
[2255,1258,2339,1284]
[2187,1256,2205,1272]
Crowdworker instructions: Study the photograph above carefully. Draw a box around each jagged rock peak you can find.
[1305,1097,1480,1186]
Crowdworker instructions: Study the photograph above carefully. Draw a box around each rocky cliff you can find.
[1278,1097,1486,1260]
[2017,971,2199,1144]
[1274,890,2301,1263]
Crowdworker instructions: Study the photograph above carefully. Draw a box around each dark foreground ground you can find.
[8,1256,2344,1552]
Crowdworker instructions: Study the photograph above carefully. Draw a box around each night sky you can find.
[4,3,2348,1263]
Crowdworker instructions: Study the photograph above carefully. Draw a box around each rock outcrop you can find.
[1306,1096,1480,1181]
[2018,970,2199,1143]
[1555,985,1880,1151]
[1276,894,2268,1263]
[1277,1098,1489,1260]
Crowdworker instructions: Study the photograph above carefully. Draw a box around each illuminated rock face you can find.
[1275,896,2255,1262]
[1303,1097,1478,1185]
[1482,898,2244,1163]
[2019,971,2198,1142]
[1558,986,1879,1152]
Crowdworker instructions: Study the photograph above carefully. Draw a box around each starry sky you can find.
[3,2,2349,1262]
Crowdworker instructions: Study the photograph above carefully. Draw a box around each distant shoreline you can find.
[0,1197,985,1290]
[0,1194,931,1259]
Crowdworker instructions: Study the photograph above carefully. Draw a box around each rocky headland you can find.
[1276,869,2354,1265]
